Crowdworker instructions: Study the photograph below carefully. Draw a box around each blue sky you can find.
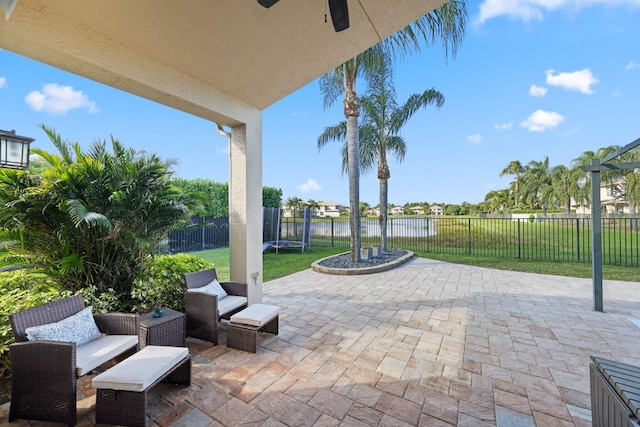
[1,0,640,206]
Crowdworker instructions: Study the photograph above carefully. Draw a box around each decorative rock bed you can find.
[311,249,414,275]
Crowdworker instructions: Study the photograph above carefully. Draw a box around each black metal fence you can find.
[170,215,640,267]
[168,217,229,253]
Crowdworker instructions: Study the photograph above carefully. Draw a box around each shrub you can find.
[0,126,193,309]
[0,270,71,383]
[131,253,212,313]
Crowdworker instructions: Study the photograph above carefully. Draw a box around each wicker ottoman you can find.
[92,345,191,427]
[227,303,280,353]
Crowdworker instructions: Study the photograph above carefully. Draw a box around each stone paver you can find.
[2,257,640,426]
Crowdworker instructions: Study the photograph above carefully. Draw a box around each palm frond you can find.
[318,68,345,110]
[65,199,112,231]
[317,122,347,150]
[39,124,75,165]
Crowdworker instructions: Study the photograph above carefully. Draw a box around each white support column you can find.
[229,115,263,305]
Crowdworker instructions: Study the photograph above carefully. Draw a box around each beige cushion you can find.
[230,303,280,327]
[218,295,247,316]
[91,345,188,392]
[76,334,139,376]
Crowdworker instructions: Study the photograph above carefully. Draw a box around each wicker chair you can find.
[184,268,248,345]
[8,295,139,426]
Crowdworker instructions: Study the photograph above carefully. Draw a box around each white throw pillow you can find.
[187,278,228,299]
[25,305,102,346]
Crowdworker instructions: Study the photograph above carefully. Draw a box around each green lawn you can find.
[190,246,346,282]
[190,245,638,283]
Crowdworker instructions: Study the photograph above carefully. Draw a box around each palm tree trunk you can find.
[344,65,361,263]
[378,153,390,252]
[379,177,388,251]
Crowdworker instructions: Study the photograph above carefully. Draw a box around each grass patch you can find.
[189,245,638,283]
[417,251,639,282]
[190,246,346,282]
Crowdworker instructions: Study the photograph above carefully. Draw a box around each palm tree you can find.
[319,53,444,251]
[285,196,303,218]
[548,165,584,214]
[318,0,467,262]
[305,199,320,216]
[499,160,524,208]
[519,157,551,211]
[572,146,622,212]
[620,149,640,220]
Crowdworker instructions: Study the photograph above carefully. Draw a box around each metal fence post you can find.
[576,218,580,262]
[467,218,472,255]
[201,217,205,251]
[331,218,335,247]
[517,219,521,259]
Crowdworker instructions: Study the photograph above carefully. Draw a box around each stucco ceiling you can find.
[0,0,446,125]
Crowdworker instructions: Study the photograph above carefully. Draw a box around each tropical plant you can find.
[318,0,467,262]
[548,165,584,214]
[499,160,524,208]
[131,253,212,313]
[285,196,304,217]
[519,157,552,211]
[319,53,444,251]
[0,125,192,308]
[305,199,320,213]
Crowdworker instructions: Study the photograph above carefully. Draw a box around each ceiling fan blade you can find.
[328,0,349,32]
[258,0,279,8]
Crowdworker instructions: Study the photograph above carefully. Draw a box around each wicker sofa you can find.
[184,268,248,345]
[8,295,139,426]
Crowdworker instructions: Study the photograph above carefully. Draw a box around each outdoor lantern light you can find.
[0,129,34,170]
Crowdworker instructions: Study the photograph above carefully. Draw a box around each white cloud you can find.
[25,83,98,115]
[495,121,514,130]
[467,134,482,145]
[291,111,309,117]
[545,69,598,94]
[476,0,640,25]
[625,60,639,70]
[477,0,546,24]
[529,84,547,97]
[297,178,321,193]
[612,90,621,97]
[0,77,6,88]
[520,110,565,132]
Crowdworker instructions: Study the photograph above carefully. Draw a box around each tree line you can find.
[490,146,640,215]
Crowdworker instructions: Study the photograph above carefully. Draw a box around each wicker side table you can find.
[139,308,186,348]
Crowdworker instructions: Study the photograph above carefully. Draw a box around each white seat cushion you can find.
[218,295,247,316]
[91,345,188,392]
[230,303,280,327]
[76,334,139,376]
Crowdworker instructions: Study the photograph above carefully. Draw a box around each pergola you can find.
[0,0,448,304]
[579,137,640,312]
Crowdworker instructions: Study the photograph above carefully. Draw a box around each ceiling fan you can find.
[258,0,350,32]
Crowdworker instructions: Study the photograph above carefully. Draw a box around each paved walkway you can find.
[3,257,640,426]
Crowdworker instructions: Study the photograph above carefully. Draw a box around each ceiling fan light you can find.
[328,0,349,32]
[258,0,279,8]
